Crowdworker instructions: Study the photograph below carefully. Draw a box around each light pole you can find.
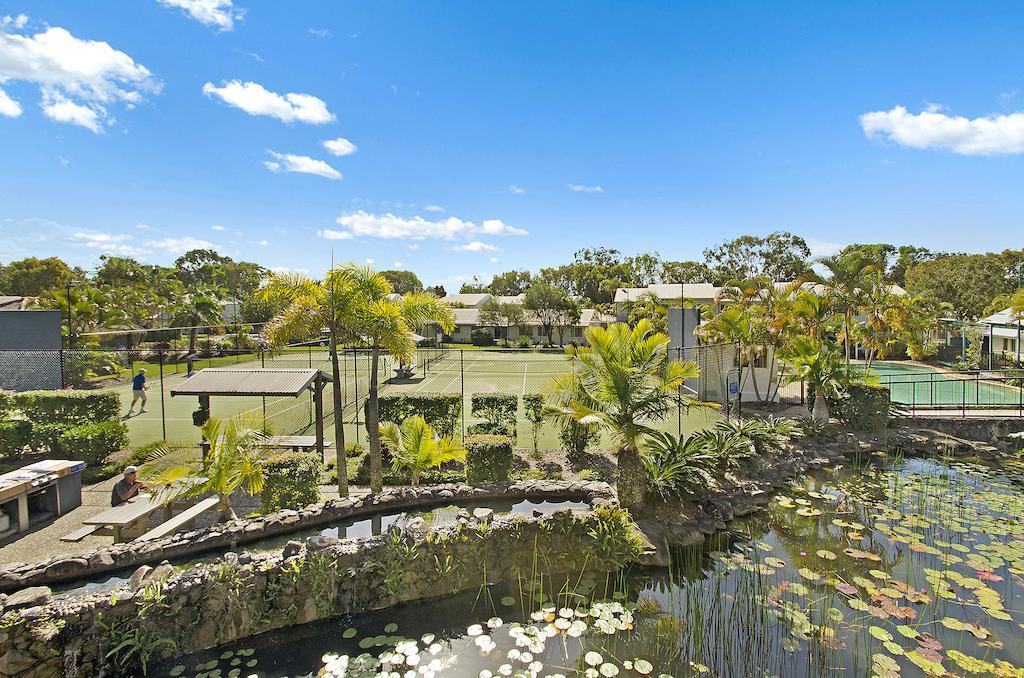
[65,281,79,350]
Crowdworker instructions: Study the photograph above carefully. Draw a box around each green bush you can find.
[470,328,495,346]
[0,420,31,457]
[470,393,518,438]
[465,434,514,483]
[0,391,12,419]
[11,390,121,425]
[575,469,605,482]
[58,421,129,465]
[260,451,323,513]
[514,335,534,348]
[63,350,125,384]
[370,393,462,438]
[29,423,68,455]
[831,384,891,432]
[559,419,599,462]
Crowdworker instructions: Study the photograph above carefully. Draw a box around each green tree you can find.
[380,415,466,487]
[425,284,446,298]
[546,320,702,512]
[0,256,80,296]
[626,293,668,333]
[488,270,532,295]
[818,250,878,363]
[144,416,267,521]
[905,252,1022,320]
[662,260,711,283]
[478,298,525,346]
[342,268,455,493]
[703,232,811,284]
[523,282,574,345]
[381,269,424,294]
[171,287,226,355]
[780,337,870,422]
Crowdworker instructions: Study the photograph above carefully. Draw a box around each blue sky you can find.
[1,1,1022,288]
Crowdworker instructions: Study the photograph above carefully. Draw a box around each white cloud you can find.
[211,224,227,231]
[322,137,357,156]
[393,261,403,268]
[58,155,70,166]
[157,0,241,31]
[69,231,145,256]
[328,211,528,241]
[41,90,100,132]
[507,184,525,194]
[489,257,499,264]
[0,86,20,117]
[860,105,1024,156]
[805,237,845,260]
[264,150,342,180]
[271,265,309,275]
[1,15,28,30]
[256,239,269,246]
[136,223,153,230]
[567,183,603,193]
[148,236,218,255]
[452,241,500,253]
[423,204,444,213]
[308,27,332,38]
[365,258,374,265]
[316,228,353,240]
[0,24,160,130]
[202,80,334,124]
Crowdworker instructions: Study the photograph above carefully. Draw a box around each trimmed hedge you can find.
[0,391,12,419]
[465,434,514,484]
[370,393,462,438]
[260,451,323,513]
[11,390,120,425]
[470,393,518,438]
[0,420,31,458]
[58,421,129,466]
[831,384,891,432]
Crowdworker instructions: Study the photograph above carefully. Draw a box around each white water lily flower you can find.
[498,664,513,676]
[508,649,521,661]
[599,663,619,677]
[559,607,574,618]
[429,643,442,655]
[529,661,543,672]
[584,669,600,678]
[421,633,435,645]
[479,671,493,678]
[554,618,571,630]
[585,652,604,666]
[487,617,504,629]
[520,651,533,663]
[406,654,420,666]
[467,624,484,637]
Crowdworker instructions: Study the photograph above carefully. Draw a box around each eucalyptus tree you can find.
[546,320,702,512]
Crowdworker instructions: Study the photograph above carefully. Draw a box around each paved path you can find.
[0,480,369,568]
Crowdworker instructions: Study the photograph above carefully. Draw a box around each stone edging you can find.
[0,480,614,593]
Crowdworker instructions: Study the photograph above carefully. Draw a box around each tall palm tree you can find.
[143,416,267,521]
[545,320,702,512]
[380,415,466,487]
[818,252,878,363]
[345,275,455,493]
[780,336,870,422]
[171,286,225,356]
[259,268,372,498]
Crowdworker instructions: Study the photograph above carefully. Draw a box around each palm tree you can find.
[780,336,870,422]
[380,415,466,487]
[545,320,702,512]
[259,268,368,498]
[143,416,267,521]
[818,252,878,363]
[344,273,455,493]
[171,286,225,357]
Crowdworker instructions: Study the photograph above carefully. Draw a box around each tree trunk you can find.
[616,445,646,512]
[189,316,198,354]
[329,329,348,497]
[367,345,383,494]
[812,386,830,422]
[217,494,235,522]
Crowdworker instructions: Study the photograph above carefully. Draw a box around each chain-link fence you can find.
[0,342,738,450]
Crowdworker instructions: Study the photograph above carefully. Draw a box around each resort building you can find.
[976,308,1023,363]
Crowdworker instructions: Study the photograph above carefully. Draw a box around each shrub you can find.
[63,351,125,384]
[795,416,834,439]
[371,393,462,438]
[831,384,891,432]
[514,335,534,348]
[0,391,12,419]
[11,390,120,425]
[29,423,68,455]
[559,419,599,463]
[58,421,129,465]
[470,328,495,346]
[0,420,31,457]
[465,434,514,483]
[575,469,605,482]
[641,431,716,502]
[470,393,518,438]
[522,394,545,457]
[260,451,323,513]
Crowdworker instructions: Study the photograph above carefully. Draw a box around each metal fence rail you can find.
[879,370,1024,417]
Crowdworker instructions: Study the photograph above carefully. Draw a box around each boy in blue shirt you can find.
[128,368,148,415]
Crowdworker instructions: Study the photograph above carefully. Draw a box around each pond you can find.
[152,453,1024,677]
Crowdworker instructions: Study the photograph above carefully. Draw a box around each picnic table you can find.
[263,435,333,452]
[81,494,177,542]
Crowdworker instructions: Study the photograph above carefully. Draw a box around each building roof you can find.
[444,293,492,308]
[614,284,720,304]
[494,294,526,304]
[978,308,1022,327]
[0,296,32,311]
[171,368,330,397]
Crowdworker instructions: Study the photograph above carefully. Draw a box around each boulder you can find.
[283,540,303,558]
[3,586,51,609]
[126,566,152,590]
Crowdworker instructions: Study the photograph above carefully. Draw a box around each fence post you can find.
[461,349,466,441]
[159,353,167,441]
[354,349,361,444]
[677,347,682,437]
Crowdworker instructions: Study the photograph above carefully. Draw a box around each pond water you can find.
[153,453,1024,677]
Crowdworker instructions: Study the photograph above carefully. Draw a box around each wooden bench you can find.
[60,524,102,542]
[135,496,220,542]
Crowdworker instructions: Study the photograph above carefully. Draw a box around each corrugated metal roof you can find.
[171,368,331,397]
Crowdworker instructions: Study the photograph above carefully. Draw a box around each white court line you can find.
[522,362,529,395]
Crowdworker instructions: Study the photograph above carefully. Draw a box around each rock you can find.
[296,598,319,624]
[238,553,252,565]
[3,586,51,609]
[87,552,115,568]
[127,566,152,590]
[146,562,174,583]
[306,535,339,551]
[472,508,494,521]
[283,540,303,558]
[633,520,671,567]
[0,648,37,675]
[43,557,88,579]
[223,552,239,566]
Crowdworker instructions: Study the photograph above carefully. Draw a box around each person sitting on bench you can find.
[111,466,145,506]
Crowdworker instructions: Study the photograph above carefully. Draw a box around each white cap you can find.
[124,466,138,474]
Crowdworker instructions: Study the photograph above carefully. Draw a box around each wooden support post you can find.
[199,394,211,460]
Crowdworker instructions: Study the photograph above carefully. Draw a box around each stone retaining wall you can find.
[900,416,1024,442]
[0,502,641,677]
[0,480,613,594]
